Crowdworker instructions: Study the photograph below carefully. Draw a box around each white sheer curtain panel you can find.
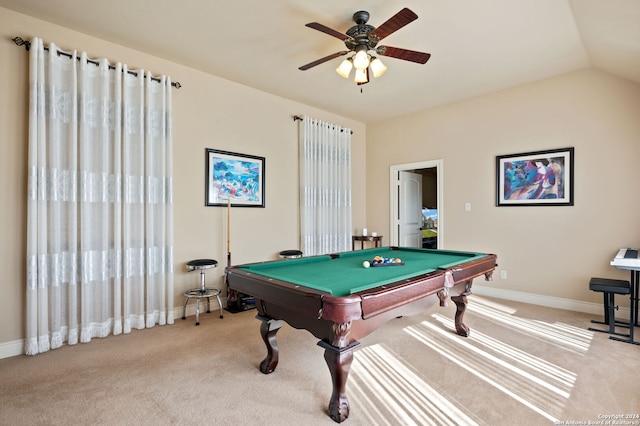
[26,38,174,355]
[299,116,352,256]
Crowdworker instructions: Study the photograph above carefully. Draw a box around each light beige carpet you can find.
[1,296,639,426]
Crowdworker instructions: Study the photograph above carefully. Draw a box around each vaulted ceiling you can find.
[2,0,639,123]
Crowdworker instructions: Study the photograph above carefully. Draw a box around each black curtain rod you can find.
[12,37,181,89]
[293,115,353,134]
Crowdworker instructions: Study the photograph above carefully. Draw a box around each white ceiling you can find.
[2,0,639,123]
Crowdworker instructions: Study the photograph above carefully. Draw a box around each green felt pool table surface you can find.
[236,247,487,296]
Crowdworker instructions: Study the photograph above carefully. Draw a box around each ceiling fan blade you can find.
[298,51,349,70]
[305,22,349,40]
[377,46,431,64]
[370,8,418,41]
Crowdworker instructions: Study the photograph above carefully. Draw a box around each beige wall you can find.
[2,6,640,353]
[0,7,366,346]
[367,69,640,304]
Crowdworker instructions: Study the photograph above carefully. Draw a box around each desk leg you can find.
[629,271,638,342]
[634,271,639,327]
[626,270,637,343]
[318,340,360,423]
[256,315,283,374]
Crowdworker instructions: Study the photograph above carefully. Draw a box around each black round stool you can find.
[182,259,223,325]
[279,250,303,259]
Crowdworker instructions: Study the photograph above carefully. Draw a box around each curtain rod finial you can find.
[12,36,31,51]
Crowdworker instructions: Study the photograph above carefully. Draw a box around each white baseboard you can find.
[0,298,227,360]
[0,339,24,359]
[472,284,631,321]
[0,292,625,360]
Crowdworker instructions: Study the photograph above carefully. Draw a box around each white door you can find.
[399,171,422,247]
[390,160,443,248]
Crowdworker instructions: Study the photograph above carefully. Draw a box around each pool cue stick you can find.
[226,198,231,268]
[225,197,233,300]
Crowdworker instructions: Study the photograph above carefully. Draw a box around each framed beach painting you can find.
[205,149,265,207]
[496,147,574,206]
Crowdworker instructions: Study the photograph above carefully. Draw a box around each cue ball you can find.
[362,261,370,268]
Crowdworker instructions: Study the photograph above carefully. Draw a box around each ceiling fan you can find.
[299,8,431,85]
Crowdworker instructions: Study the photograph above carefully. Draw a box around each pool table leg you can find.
[451,281,473,337]
[318,340,360,423]
[257,315,283,374]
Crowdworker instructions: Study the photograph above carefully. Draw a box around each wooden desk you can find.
[352,235,383,250]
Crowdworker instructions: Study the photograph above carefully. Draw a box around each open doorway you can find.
[389,160,443,248]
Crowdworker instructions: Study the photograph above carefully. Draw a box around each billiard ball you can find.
[362,261,370,268]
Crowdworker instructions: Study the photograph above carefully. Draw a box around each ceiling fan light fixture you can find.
[369,57,387,78]
[353,49,370,70]
[354,68,368,83]
[299,9,431,88]
[336,58,353,79]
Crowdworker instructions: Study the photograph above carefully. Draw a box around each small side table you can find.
[352,235,383,250]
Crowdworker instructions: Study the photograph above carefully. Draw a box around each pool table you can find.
[226,247,497,423]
